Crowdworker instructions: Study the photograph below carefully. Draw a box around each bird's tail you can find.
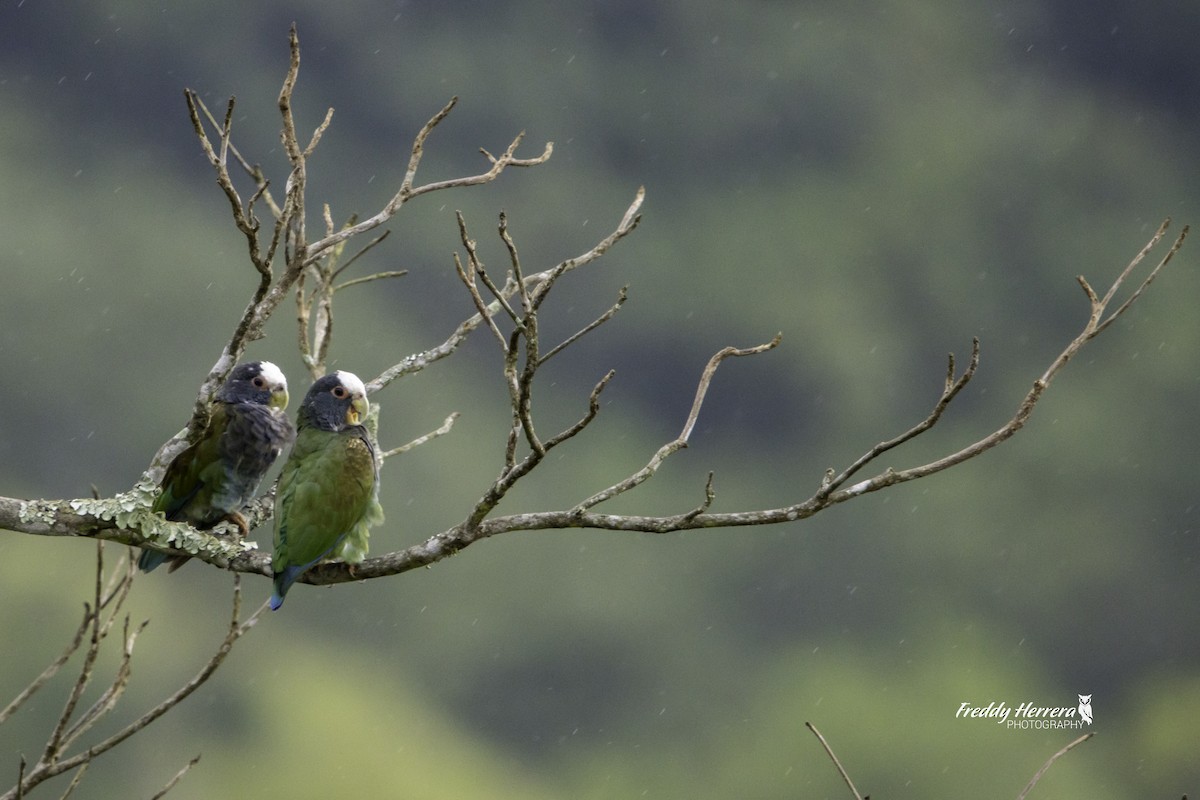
[137,548,168,573]
[269,566,304,611]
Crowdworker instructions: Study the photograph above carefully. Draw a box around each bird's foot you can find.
[225,511,250,540]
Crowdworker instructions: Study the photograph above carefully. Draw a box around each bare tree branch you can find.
[803,721,1094,798]
[805,722,865,800]
[366,186,644,394]
[381,413,461,459]
[539,285,628,365]
[1,23,1174,798]
[0,30,1188,632]
[0,220,1188,597]
[1016,732,1095,800]
[1,551,265,800]
[816,338,980,500]
[149,755,201,800]
[572,335,783,512]
[302,117,552,269]
[55,763,88,800]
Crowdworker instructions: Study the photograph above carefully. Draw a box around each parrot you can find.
[270,370,384,610]
[138,361,295,573]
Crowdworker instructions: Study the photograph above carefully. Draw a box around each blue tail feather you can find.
[137,549,168,573]
[269,564,307,610]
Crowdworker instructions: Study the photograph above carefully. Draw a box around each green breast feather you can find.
[270,425,383,608]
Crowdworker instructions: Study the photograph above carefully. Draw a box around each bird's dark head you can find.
[298,370,369,432]
[218,361,290,410]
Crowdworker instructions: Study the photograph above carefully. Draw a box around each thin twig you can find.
[193,94,281,218]
[41,543,108,765]
[0,607,89,725]
[334,270,408,291]
[366,188,645,395]
[1016,732,1094,800]
[1094,220,1187,335]
[539,286,628,365]
[149,755,201,800]
[459,211,523,326]
[56,763,88,800]
[805,722,865,800]
[454,251,508,351]
[59,616,150,752]
[3,575,266,800]
[304,113,553,267]
[381,413,461,458]
[543,370,616,450]
[330,229,393,281]
[572,335,782,512]
[818,338,980,499]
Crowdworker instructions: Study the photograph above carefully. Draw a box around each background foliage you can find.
[1,1,1198,797]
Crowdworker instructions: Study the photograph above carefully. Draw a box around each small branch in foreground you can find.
[0,554,265,800]
[805,721,1094,799]
[805,722,865,800]
[1015,732,1095,800]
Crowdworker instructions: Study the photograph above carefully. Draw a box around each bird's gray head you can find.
[298,370,368,431]
[218,361,290,410]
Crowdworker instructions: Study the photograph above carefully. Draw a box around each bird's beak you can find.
[271,386,290,411]
[346,393,368,426]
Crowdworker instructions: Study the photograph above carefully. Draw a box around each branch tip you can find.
[805,722,865,800]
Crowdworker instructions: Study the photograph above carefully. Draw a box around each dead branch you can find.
[804,721,1094,799]
[572,335,783,513]
[805,722,865,800]
[381,413,461,460]
[0,547,264,800]
[0,21,1176,800]
[149,756,201,800]
[0,28,1188,612]
[0,218,1187,594]
[1016,732,1095,800]
[135,22,553,497]
[367,186,644,394]
[277,218,1188,585]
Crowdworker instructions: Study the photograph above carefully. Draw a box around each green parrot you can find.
[138,361,295,573]
[270,371,384,610]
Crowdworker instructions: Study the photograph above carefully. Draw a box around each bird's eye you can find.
[332,386,349,399]
[252,377,267,388]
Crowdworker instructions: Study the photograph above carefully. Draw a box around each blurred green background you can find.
[2,1,1198,797]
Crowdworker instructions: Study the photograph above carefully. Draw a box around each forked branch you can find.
[145,24,553,485]
[280,218,1188,585]
[0,29,1187,606]
[0,546,264,800]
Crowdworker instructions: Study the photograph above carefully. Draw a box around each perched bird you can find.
[270,371,384,610]
[138,361,295,573]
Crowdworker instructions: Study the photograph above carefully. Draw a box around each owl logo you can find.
[1077,694,1093,725]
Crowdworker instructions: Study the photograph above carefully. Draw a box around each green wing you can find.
[270,425,381,607]
[153,405,230,525]
[139,407,231,572]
